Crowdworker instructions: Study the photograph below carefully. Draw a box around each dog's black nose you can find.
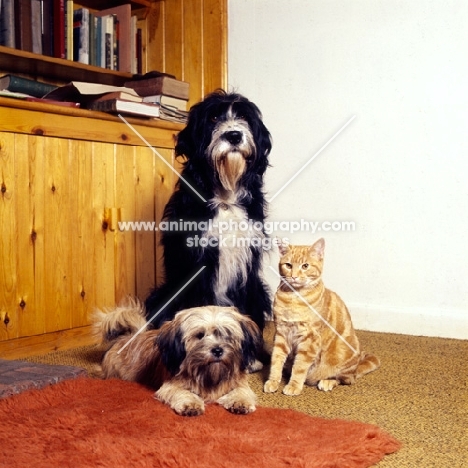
[224,131,243,145]
[211,346,224,358]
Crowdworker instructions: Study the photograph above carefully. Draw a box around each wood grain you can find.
[16,135,46,338]
[0,133,17,341]
[92,142,116,312]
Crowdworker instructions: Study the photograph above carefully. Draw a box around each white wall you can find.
[228,0,468,339]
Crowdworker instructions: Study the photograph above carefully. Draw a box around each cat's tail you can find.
[356,352,380,379]
[91,296,148,350]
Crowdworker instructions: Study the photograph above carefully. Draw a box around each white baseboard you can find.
[348,303,468,340]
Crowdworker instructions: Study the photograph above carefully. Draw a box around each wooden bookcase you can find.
[0,0,227,358]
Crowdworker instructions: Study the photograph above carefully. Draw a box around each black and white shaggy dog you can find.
[145,90,272,335]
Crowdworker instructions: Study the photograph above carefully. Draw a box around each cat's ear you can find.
[310,238,325,259]
[277,238,290,256]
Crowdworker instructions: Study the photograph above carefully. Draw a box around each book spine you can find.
[105,15,113,70]
[15,0,33,52]
[113,15,119,72]
[53,0,66,59]
[96,16,103,68]
[2,75,57,98]
[65,0,74,61]
[89,13,96,66]
[42,0,54,57]
[0,0,16,48]
[78,8,89,64]
[130,15,137,74]
[31,0,43,54]
[136,28,142,74]
[73,9,82,62]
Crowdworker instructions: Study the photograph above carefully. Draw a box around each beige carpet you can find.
[25,324,468,468]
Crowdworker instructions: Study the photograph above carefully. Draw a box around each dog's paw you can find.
[176,401,205,417]
[247,359,264,373]
[263,379,279,393]
[226,401,256,415]
[317,379,338,392]
[282,382,303,396]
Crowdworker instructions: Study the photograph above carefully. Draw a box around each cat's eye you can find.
[283,263,292,269]
[302,263,309,269]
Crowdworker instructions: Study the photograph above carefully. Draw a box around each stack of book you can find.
[0,1,142,74]
[0,71,190,123]
[43,80,172,120]
[125,73,189,123]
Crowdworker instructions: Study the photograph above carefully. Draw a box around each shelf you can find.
[0,46,133,87]
[0,96,184,148]
[77,0,154,10]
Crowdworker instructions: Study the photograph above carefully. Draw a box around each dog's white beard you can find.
[216,152,247,192]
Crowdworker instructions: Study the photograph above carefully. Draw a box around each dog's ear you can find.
[239,318,263,370]
[155,321,186,375]
[175,97,213,161]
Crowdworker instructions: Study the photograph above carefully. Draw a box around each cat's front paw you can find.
[317,379,338,392]
[283,382,303,396]
[264,379,280,393]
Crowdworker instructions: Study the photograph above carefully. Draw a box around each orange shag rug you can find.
[0,378,400,468]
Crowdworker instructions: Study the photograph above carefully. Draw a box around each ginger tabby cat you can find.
[264,238,379,395]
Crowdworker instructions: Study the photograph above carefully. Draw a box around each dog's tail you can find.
[92,296,148,349]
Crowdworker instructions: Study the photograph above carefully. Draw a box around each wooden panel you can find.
[160,0,227,106]
[16,135,46,338]
[145,2,166,74]
[43,137,72,333]
[134,146,157,300]
[154,147,176,286]
[203,0,227,95]
[92,142,116,311]
[163,0,184,80]
[115,145,137,301]
[183,0,204,104]
[70,140,95,328]
[0,133,17,341]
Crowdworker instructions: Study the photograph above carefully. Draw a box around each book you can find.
[53,0,66,59]
[25,97,81,108]
[0,0,15,48]
[130,15,137,74]
[125,75,190,100]
[14,0,32,52]
[159,105,188,124]
[0,90,79,107]
[142,94,188,111]
[87,99,160,118]
[42,0,54,57]
[0,74,58,98]
[95,5,131,73]
[89,13,96,66]
[65,0,74,61]
[90,91,143,103]
[102,14,114,70]
[74,8,90,64]
[136,28,142,74]
[44,81,140,102]
[31,0,42,54]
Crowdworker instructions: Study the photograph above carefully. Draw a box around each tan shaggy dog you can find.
[93,299,262,416]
